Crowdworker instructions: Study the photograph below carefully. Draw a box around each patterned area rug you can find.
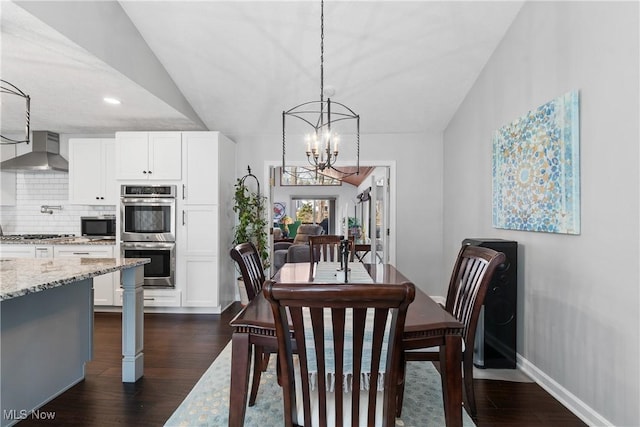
[164,342,476,427]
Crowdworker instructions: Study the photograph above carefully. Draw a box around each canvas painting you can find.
[492,91,580,234]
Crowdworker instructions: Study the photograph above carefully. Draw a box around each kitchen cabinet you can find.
[68,138,116,205]
[53,245,116,306]
[180,206,219,307]
[0,144,16,206]
[180,132,220,205]
[34,245,54,258]
[177,132,236,310]
[0,245,36,258]
[115,132,182,181]
[0,245,52,258]
[115,288,181,308]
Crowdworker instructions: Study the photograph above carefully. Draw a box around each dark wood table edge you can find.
[228,263,464,427]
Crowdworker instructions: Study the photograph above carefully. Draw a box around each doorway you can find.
[266,162,396,266]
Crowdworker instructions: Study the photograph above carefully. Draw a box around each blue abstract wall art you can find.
[492,91,580,234]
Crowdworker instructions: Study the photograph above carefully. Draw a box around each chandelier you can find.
[0,80,31,145]
[282,0,360,178]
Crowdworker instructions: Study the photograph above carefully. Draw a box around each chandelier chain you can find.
[320,0,324,103]
[281,0,360,179]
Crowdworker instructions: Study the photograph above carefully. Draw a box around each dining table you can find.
[228,262,464,427]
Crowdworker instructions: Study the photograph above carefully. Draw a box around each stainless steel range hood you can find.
[0,131,68,172]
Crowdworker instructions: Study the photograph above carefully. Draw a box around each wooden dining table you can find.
[228,262,464,427]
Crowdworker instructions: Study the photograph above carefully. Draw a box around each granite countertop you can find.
[0,237,116,245]
[0,257,149,301]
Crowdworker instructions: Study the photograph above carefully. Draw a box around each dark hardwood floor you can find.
[17,304,586,426]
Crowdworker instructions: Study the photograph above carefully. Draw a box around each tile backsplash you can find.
[0,172,116,235]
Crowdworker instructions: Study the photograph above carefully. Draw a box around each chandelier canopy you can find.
[282,0,360,178]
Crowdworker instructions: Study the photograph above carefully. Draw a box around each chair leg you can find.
[248,346,265,406]
[396,357,406,417]
[462,352,477,417]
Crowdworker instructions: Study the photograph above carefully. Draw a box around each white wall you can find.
[231,131,444,295]
[0,135,116,235]
[443,2,639,426]
[0,172,115,235]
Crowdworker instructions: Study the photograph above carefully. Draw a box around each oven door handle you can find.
[120,198,175,205]
[121,242,175,250]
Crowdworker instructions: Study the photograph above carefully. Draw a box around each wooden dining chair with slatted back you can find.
[264,280,415,427]
[396,244,506,418]
[229,242,271,406]
[308,235,356,281]
[308,234,342,263]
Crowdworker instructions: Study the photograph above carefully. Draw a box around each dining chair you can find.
[263,280,415,427]
[229,242,271,406]
[309,235,355,263]
[396,244,507,418]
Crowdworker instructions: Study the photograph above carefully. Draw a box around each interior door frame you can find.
[264,160,396,266]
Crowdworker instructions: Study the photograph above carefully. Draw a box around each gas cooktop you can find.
[0,234,75,241]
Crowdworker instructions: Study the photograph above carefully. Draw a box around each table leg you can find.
[229,332,251,427]
[121,266,144,383]
[440,334,462,427]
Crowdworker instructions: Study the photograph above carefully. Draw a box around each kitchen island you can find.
[0,257,148,427]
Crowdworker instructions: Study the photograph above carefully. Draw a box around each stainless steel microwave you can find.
[81,216,116,238]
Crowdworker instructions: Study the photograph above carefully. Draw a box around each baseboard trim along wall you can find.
[517,354,613,427]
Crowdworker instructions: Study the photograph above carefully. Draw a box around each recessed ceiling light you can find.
[103,97,121,105]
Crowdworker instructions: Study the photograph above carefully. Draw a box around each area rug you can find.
[164,342,476,427]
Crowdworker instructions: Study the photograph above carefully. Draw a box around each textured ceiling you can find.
[1,1,524,140]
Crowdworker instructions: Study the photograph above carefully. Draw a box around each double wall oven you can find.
[120,185,176,288]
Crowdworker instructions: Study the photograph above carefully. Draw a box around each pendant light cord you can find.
[320,0,324,104]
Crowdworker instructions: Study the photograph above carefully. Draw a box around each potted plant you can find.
[232,167,269,303]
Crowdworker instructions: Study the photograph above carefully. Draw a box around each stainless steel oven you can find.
[120,185,176,242]
[121,242,176,288]
[120,185,177,288]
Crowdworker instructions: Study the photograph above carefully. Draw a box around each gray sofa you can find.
[273,224,324,272]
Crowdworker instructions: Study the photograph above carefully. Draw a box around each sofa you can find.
[272,224,324,272]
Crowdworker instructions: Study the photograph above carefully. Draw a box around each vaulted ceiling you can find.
[1,1,523,141]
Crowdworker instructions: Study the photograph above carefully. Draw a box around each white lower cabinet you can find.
[53,245,116,306]
[182,257,219,307]
[0,245,36,258]
[34,246,54,258]
[0,245,53,258]
[178,205,220,308]
[114,288,181,307]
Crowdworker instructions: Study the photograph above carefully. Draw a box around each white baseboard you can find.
[517,353,613,427]
[429,295,446,305]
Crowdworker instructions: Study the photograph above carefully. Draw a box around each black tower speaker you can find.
[462,238,518,369]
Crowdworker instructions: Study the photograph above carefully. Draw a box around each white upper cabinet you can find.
[0,144,16,206]
[69,138,116,205]
[181,132,220,205]
[115,132,182,180]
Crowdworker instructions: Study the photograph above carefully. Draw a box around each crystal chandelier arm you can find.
[0,80,31,145]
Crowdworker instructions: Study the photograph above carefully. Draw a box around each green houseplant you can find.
[232,167,269,270]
